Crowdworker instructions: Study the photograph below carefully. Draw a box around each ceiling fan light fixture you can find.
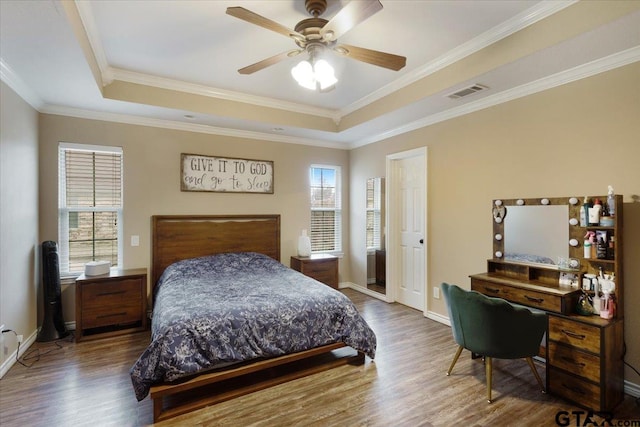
[291,60,317,90]
[291,57,337,91]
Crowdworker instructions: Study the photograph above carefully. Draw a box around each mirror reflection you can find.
[503,204,569,266]
[366,178,385,294]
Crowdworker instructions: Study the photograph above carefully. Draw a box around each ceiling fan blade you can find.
[238,50,302,75]
[335,44,406,71]
[226,7,305,42]
[320,0,383,41]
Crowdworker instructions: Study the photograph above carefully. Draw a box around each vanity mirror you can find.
[492,197,581,269]
[366,177,385,294]
[503,204,569,266]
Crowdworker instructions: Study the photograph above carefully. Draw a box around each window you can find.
[309,165,341,253]
[58,143,123,275]
[366,177,382,251]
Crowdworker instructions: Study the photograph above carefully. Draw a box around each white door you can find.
[387,148,426,311]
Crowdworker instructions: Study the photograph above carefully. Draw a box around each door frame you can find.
[385,147,428,313]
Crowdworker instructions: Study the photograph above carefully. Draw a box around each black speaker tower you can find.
[37,241,70,342]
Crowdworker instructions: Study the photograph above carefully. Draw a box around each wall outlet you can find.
[433,286,440,299]
[17,334,23,344]
[131,235,140,247]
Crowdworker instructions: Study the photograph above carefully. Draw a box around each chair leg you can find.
[526,357,545,393]
[447,345,464,376]
[485,356,493,403]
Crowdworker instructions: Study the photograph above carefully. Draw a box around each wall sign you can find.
[181,153,273,194]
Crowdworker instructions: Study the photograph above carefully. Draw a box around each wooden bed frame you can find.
[148,214,364,422]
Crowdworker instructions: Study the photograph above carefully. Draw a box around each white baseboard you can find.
[625,379,640,398]
[340,281,390,302]
[425,310,451,327]
[0,328,37,379]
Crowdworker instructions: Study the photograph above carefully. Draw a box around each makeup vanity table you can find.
[470,195,624,413]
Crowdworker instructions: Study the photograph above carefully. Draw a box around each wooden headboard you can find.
[151,214,281,289]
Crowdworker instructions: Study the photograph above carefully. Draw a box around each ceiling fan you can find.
[226,0,407,78]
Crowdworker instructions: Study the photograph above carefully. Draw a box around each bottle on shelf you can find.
[589,198,602,226]
[581,196,591,227]
[607,236,615,260]
[597,237,608,259]
[607,185,616,217]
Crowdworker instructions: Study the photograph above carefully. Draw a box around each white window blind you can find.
[310,165,342,253]
[366,177,382,250]
[58,143,123,275]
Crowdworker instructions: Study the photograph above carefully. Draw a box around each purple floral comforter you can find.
[130,252,376,401]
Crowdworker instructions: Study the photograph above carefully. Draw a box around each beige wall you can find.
[38,116,350,322]
[0,82,39,369]
[349,62,640,384]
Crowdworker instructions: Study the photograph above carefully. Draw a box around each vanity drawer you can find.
[471,279,563,313]
[549,367,601,410]
[548,341,600,383]
[549,316,600,354]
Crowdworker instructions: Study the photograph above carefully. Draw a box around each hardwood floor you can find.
[1,289,638,426]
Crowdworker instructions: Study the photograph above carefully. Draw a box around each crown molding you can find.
[73,0,112,84]
[38,104,347,150]
[0,59,44,110]
[339,0,577,117]
[109,67,340,122]
[348,46,640,149]
[71,0,574,127]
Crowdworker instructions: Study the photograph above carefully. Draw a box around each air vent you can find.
[447,84,488,100]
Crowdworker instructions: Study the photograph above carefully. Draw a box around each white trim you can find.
[340,0,577,117]
[0,60,44,110]
[341,282,391,302]
[73,0,112,85]
[40,104,347,150]
[59,141,122,154]
[110,67,340,123]
[4,42,637,151]
[0,329,37,379]
[625,379,640,398]
[72,0,571,125]
[349,46,640,149]
[425,310,451,327]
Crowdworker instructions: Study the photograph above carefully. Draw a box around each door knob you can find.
[419,239,424,244]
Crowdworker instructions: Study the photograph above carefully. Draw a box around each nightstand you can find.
[290,254,339,289]
[75,268,147,342]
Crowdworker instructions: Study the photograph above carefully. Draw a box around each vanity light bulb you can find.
[569,239,579,247]
[495,234,502,241]
[495,251,503,258]
[494,200,503,207]
[495,217,502,224]
[569,218,579,226]
[516,199,525,206]
[541,198,550,205]
[569,197,579,205]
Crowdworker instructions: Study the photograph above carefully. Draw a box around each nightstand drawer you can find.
[549,316,600,354]
[548,341,600,383]
[81,279,142,309]
[303,260,335,275]
[82,303,143,329]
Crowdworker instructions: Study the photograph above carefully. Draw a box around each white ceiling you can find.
[1,0,639,149]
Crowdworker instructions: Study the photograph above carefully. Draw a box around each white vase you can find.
[297,229,311,256]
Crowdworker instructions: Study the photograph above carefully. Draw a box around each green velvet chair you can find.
[441,282,547,403]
